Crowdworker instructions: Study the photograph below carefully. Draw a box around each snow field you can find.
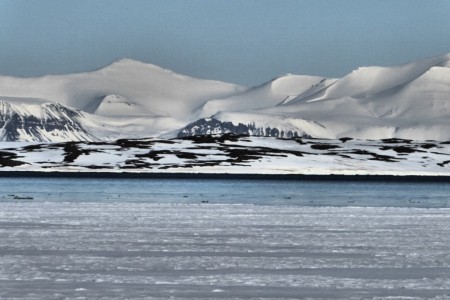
[3,136,450,176]
[1,203,450,299]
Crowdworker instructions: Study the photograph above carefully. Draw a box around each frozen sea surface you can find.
[1,202,450,299]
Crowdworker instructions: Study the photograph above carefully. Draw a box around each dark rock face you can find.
[0,102,97,142]
[177,118,250,137]
[177,118,304,139]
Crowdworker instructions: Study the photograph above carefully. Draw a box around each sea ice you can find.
[0,203,449,299]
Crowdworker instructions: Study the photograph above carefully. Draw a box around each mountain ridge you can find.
[0,52,449,141]
[0,101,96,142]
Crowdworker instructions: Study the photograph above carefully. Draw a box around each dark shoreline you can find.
[0,171,449,182]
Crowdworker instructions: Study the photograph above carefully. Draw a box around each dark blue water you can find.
[0,177,449,208]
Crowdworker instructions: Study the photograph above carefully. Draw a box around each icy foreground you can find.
[1,203,450,299]
[1,135,449,176]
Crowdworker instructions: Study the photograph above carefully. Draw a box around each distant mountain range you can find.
[0,53,449,141]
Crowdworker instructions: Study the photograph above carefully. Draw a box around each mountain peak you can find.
[100,58,168,73]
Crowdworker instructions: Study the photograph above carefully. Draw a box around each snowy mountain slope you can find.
[93,94,150,116]
[290,53,450,103]
[0,99,97,142]
[186,53,450,141]
[84,113,188,141]
[0,59,246,141]
[0,59,244,117]
[0,96,185,142]
[199,75,336,117]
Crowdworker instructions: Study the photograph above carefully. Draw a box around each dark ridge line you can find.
[0,171,449,183]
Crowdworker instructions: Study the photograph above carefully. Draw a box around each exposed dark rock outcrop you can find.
[0,102,97,142]
[177,118,304,139]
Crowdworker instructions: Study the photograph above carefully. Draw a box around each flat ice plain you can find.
[1,202,450,299]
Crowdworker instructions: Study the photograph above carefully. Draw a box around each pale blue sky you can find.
[0,0,449,85]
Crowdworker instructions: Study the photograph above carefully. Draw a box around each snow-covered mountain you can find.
[0,99,96,142]
[0,59,244,116]
[184,53,450,141]
[0,53,450,141]
[0,59,244,141]
[198,75,337,117]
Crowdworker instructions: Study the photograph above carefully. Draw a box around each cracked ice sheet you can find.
[0,203,450,299]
